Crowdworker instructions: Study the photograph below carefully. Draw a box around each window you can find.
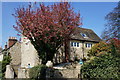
[86,43,92,48]
[71,42,73,47]
[71,42,79,47]
[81,33,87,37]
[77,42,79,47]
[74,42,76,46]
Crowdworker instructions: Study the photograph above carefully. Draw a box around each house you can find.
[53,27,101,63]
[70,27,101,59]
[2,36,40,78]
[2,27,101,78]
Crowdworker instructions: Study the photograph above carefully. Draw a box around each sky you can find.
[0,2,118,48]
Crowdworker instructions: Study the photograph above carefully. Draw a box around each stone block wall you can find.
[5,65,14,78]
[46,63,81,78]
[9,42,21,65]
[18,68,29,78]
[21,36,40,68]
[53,40,97,64]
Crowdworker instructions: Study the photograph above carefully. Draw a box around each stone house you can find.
[53,27,101,63]
[2,27,101,78]
[2,37,40,78]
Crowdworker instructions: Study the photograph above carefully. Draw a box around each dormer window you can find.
[81,33,87,37]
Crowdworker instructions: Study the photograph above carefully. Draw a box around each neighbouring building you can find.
[0,47,3,61]
[2,27,101,78]
[2,37,40,78]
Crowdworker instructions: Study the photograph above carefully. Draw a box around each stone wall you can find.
[5,65,14,78]
[70,40,96,60]
[21,36,40,68]
[47,63,81,78]
[9,42,21,65]
[18,68,29,78]
[53,46,65,64]
[83,42,96,58]
[53,40,97,64]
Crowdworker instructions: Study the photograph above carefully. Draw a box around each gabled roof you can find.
[1,41,19,52]
[71,27,102,42]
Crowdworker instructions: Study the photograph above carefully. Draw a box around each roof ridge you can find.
[76,27,93,31]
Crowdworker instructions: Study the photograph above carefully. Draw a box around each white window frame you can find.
[86,43,92,48]
[71,42,79,47]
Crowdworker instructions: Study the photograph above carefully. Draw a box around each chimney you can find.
[8,37,17,47]
[5,42,7,49]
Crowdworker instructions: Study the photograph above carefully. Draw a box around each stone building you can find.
[53,27,101,63]
[2,27,101,78]
[2,37,40,78]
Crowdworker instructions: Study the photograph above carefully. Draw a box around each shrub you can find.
[29,65,47,80]
[88,41,111,57]
[81,53,120,78]
[2,55,11,77]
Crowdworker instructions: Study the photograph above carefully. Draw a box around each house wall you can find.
[83,42,96,58]
[53,46,65,64]
[70,40,96,60]
[53,40,97,64]
[9,42,21,65]
[70,40,83,61]
[21,36,40,68]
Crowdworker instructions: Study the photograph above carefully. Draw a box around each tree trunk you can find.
[45,50,55,64]
[64,40,70,62]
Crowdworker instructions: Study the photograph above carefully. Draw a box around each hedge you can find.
[81,53,120,79]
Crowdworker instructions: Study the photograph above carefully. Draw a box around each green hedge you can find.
[29,65,47,80]
[81,53,120,79]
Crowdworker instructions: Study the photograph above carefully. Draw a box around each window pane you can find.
[77,42,79,47]
[71,42,73,47]
[86,43,87,47]
[86,43,92,48]
[81,33,87,37]
[88,43,90,47]
[74,42,76,47]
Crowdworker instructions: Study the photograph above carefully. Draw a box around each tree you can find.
[109,38,120,55]
[102,2,120,40]
[13,2,81,64]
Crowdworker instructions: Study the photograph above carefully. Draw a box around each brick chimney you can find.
[8,37,17,47]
